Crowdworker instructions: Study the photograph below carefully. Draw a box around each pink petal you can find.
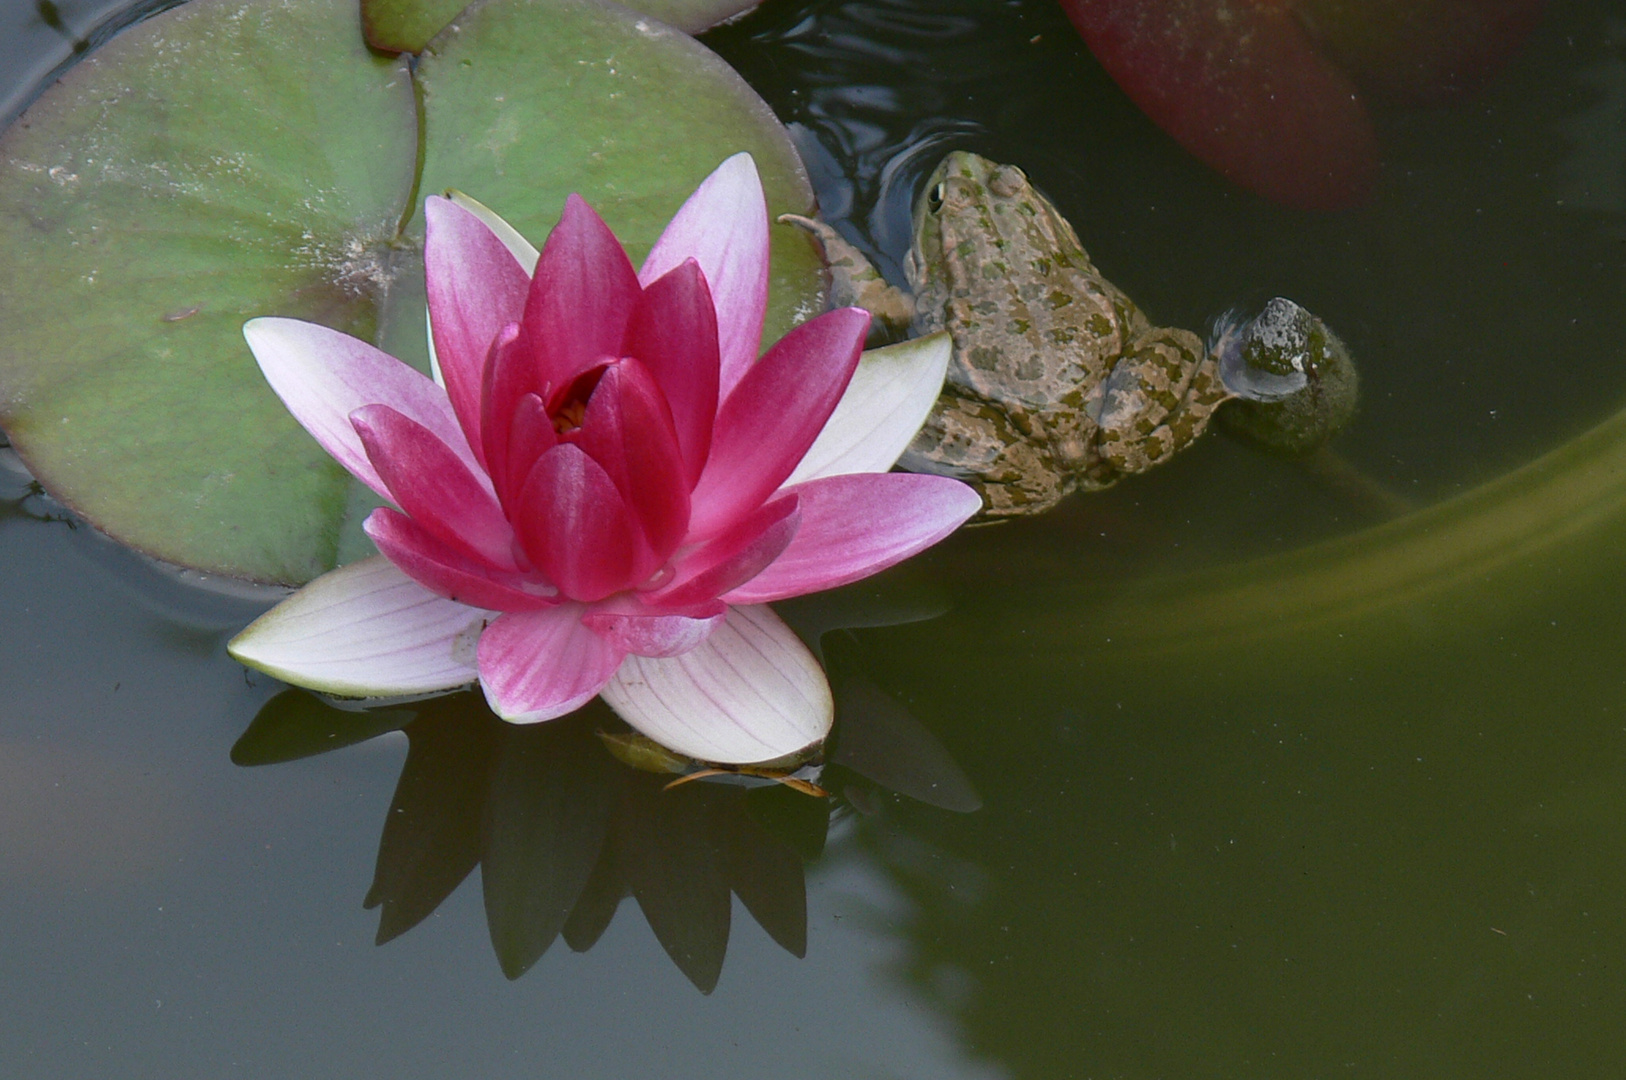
[478,322,530,505]
[785,332,954,485]
[365,508,558,613]
[513,444,650,602]
[722,473,981,604]
[478,604,627,723]
[620,260,719,486]
[638,153,769,398]
[350,404,513,569]
[575,358,690,563]
[505,392,557,503]
[650,494,800,610]
[580,598,725,658]
[599,604,831,764]
[424,196,532,466]
[687,307,870,539]
[243,318,476,501]
[520,194,641,393]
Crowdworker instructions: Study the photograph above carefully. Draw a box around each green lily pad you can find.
[0,0,417,584]
[0,0,822,585]
[626,0,763,34]
[362,0,762,55]
[414,0,821,345]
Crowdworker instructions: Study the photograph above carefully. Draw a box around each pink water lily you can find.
[229,154,978,764]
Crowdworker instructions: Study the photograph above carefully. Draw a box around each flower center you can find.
[551,399,587,435]
[548,364,609,436]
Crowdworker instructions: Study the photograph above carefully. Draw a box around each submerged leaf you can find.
[1058,0,1379,209]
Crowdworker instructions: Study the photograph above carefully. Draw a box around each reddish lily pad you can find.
[1059,0,1381,210]
[362,0,763,55]
[0,0,823,585]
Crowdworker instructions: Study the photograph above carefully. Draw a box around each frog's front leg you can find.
[778,214,915,343]
[1091,326,1233,476]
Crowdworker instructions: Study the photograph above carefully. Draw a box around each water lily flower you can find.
[229,154,979,765]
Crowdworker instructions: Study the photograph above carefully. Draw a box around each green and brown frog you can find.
[783,151,1357,515]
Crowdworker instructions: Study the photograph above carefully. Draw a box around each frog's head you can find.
[1211,297,1359,456]
[907,152,1036,281]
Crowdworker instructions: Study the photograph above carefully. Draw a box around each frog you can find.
[781,151,1341,516]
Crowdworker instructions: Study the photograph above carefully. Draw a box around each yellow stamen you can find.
[552,399,587,434]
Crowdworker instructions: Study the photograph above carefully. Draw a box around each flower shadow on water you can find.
[231,634,979,993]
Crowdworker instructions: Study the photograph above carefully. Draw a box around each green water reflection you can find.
[4,0,1626,1077]
[861,415,1626,1074]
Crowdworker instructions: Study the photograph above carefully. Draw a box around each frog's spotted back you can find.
[896,151,1235,513]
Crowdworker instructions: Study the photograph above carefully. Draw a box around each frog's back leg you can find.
[1094,326,1232,476]
[778,214,914,342]
[900,393,1076,516]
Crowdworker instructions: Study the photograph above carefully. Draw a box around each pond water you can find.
[5,0,1626,1076]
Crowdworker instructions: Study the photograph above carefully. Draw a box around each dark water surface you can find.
[6,1,1626,1077]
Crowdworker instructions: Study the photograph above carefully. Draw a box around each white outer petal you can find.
[600,604,832,765]
[228,556,485,697]
[445,189,541,274]
[785,331,952,485]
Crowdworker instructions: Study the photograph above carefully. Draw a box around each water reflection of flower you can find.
[229,153,979,765]
[234,637,979,993]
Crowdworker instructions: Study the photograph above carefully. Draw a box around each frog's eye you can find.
[927,181,946,214]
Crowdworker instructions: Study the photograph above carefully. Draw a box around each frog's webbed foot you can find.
[1092,326,1228,476]
[1210,297,1359,456]
[778,213,915,343]
[899,394,1074,517]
